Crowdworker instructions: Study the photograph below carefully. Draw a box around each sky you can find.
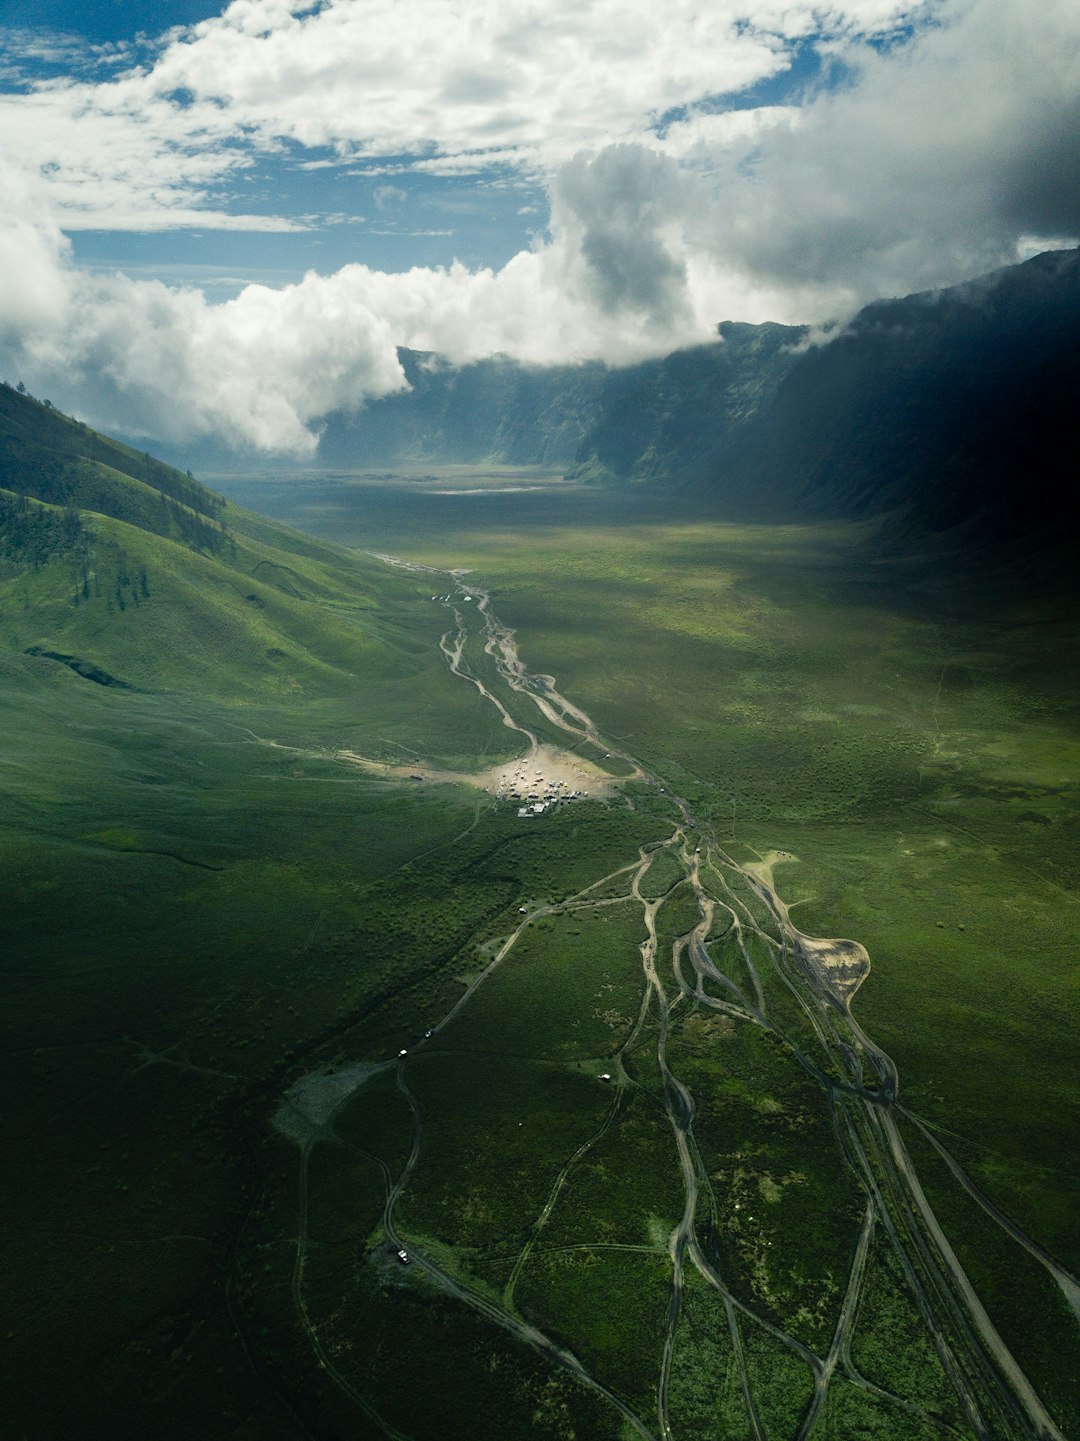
[1,0,1078,455]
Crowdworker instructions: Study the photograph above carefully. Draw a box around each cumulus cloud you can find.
[0,157,716,453]
[703,0,1080,304]
[550,147,694,325]
[0,0,920,230]
[0,161,408,452]
[1,0,1079,454]
[373,185,407,212]
[0,164,73,347]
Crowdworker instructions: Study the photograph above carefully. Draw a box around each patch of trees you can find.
[0,490,87,569]
[155,488,233,555]
[1,380,227,524]
[138,449,227,524]
[0,490,156,610]
[101,543,150,612]
[0,434,231,557]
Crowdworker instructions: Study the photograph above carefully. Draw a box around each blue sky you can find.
[1,0,544,288]
[0,0,223,47]
[68,170,549,294]
[0,0,830,293]
[1,0,1077,453]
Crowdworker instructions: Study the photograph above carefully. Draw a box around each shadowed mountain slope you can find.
[308,248,1080,553]
[703,247,1080,539]
[313,322,803,475]
[316,349,610,467]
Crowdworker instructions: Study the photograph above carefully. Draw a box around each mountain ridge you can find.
[41,244,1080,561]
[313,246,1080,549]
[703,246,1080,539]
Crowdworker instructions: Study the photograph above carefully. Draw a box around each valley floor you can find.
[3,468,1078,1439]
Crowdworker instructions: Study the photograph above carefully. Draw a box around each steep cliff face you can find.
[310,248,1080,548]
[314,323,805,475]
[565,321,804,487]
[702,248,1080,537]
[315,350,611,467]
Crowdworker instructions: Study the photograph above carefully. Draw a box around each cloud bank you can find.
[0,0,909,229]
[1,0,1078,453]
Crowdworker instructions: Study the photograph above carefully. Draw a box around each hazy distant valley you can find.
[190,249,1080,558]
[3,251,1079,1441]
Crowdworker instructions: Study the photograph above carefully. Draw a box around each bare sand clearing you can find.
[743,848,799,888]
[743,849,870,1002]
[794,934,871,1002]
[337,741,619,803]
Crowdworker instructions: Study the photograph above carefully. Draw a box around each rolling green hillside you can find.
[1,387,574,1439]
[1,381,227,543]
[0,384,499,738]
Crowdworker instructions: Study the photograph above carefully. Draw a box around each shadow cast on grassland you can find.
[213,468,1079,620]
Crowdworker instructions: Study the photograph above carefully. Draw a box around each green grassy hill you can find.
[1,383,499,741]
[1,385,591,1439]
[1,381,227,538]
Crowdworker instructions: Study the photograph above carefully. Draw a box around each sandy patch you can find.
[273,1062,385,1147]
[337,741,619,806]
[744,848,799,888]
[794,935,871,1002]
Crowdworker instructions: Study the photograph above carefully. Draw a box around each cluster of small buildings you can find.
[496,762,586,818]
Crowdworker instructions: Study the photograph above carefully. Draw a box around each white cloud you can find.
[0,79,252,229]
[0,151,724,452]
[547,147,695,326]
[0,160,408,453]
[0,164,73,347]
[653,106,800,162]
[1,0,1079,456]
[373,184,406,212]
[698,0,1080,303]
[0,0,923,230]
[145,0,793,158]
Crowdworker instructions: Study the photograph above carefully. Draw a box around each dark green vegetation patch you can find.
[3,392,1078,1441]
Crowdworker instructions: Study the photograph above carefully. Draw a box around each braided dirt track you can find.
[281,560,1074,1441]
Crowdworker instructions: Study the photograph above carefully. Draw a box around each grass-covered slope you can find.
[0,384,481,729]
[1,381,227,541]
[4,390,640,1439]
[4,497,410,701]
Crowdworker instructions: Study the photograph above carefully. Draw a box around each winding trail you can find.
[899,1106,1080,1324]
[281,558,1072,1441]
